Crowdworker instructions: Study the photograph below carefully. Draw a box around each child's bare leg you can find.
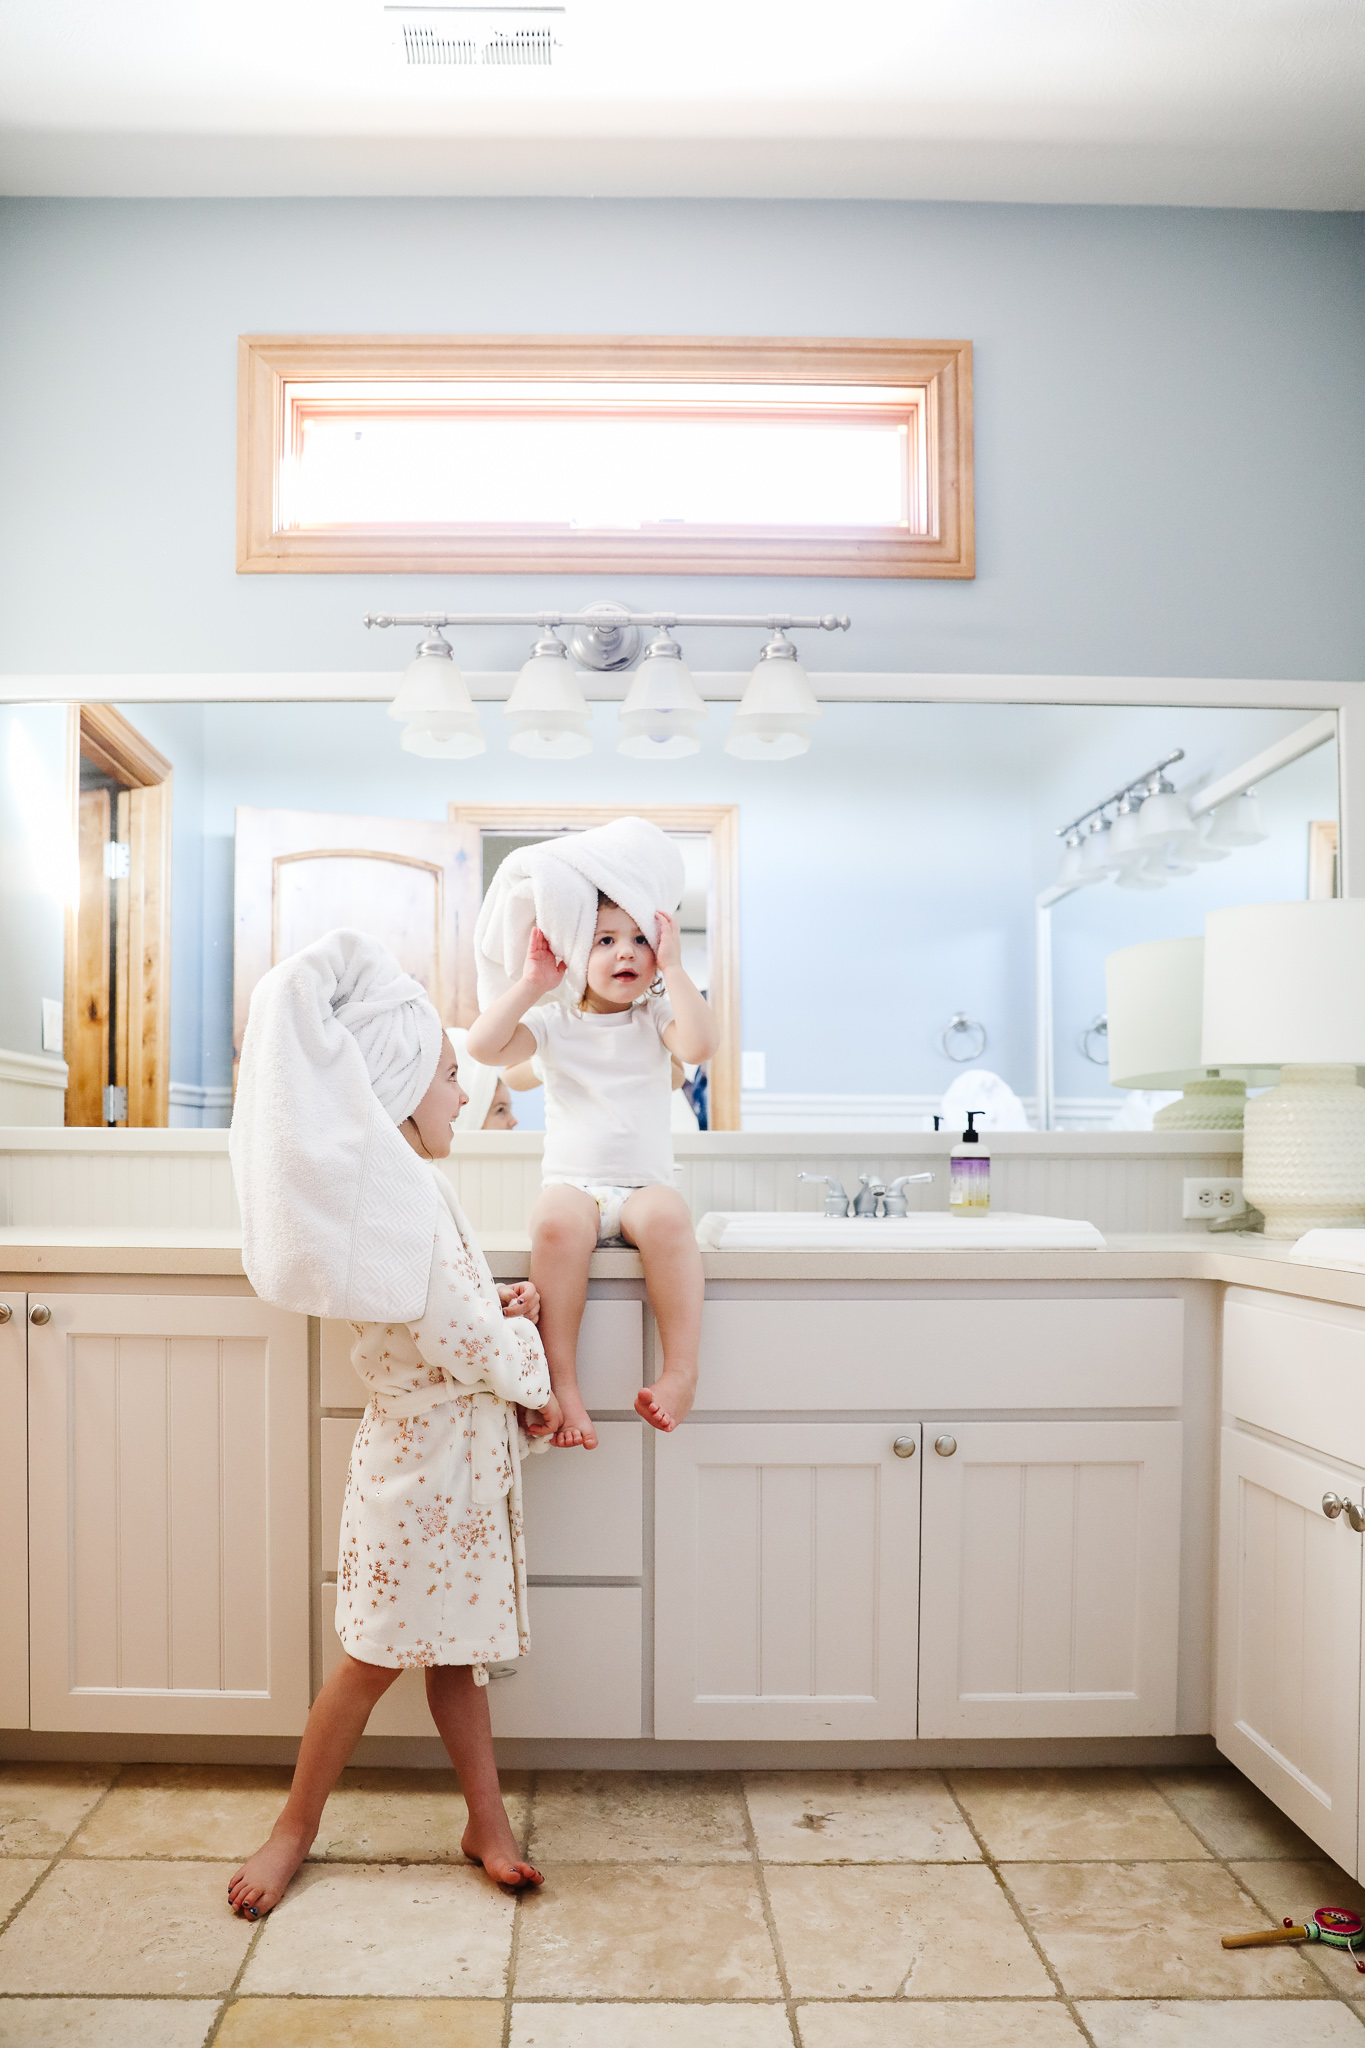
[425,1665,542,1888]
[528,1183,600,1449]
[621,1184,702,1433]
[228,1652,400,1918]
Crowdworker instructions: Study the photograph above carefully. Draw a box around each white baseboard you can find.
[0,1045,69,1128]
[168,1080,234,1130]
[739,1092,1128,1133]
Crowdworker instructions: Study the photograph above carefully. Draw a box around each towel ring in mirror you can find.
[941,1012,987,1062]
[1081,1013,1109,1065]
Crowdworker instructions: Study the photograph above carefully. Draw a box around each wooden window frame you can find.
[237,334,973,580]
[64,705,173,1128]
[448,802,741,1131]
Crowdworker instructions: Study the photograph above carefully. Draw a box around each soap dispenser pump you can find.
[949,1110,991,1216]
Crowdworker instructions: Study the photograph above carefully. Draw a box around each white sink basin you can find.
[696,1211,1106,1250]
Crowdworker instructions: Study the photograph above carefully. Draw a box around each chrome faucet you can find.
[853,1174,885,1217]
[798,1172,851,1218]
[881,1172,934,1216]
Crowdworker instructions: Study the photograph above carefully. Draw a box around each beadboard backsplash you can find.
[0,1127,1243,1237]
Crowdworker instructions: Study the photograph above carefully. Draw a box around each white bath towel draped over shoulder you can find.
[474,815,685,1012]
[446,1026,500,1132]
[229,929,446,1320]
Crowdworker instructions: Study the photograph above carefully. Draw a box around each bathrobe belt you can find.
[370,1379,524,1507]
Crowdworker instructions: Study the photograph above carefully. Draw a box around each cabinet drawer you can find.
[694,1298,1183,1411]
[1223,1289,1365,1466]
[321,1583,641,1738]
[321,1418,641,1579]
[321,1297,643,1409]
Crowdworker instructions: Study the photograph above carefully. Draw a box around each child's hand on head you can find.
[654,909,682,974]
[523,926,567,997]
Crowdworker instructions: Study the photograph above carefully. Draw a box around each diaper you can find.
[556,1179,636,1244]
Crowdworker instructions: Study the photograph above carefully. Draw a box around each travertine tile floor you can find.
[1,1760,1364,2043]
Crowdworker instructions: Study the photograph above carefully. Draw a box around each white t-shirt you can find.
[524,994,675,1188]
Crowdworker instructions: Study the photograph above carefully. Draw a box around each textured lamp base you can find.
[1243,1064,1365,1241]
[1153,1078,1248,1131]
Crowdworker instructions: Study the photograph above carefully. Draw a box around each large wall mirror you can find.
[0,694,1339,1133]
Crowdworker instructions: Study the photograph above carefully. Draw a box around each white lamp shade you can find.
[1107,805,1144,867]
[1079,820,1116,881]
[1108,935,1278,1086]
[1057,835,1085,886]
[505,638,592,757]
[1202,901,1365,1066]
[726,636,823,760]
[617,637,707,758]
[1106,938,1205,1086]
[400,723,485,760]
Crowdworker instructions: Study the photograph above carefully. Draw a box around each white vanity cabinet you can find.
[1217,1288,1365,1872]
[918,1420,1183,1738]
[656,1290,1189,1742]
[25,1291,311,1735]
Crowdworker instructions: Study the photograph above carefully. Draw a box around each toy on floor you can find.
[1222,1906,1365,1970]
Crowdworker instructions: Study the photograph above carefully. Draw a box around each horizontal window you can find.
[238,335,973,579]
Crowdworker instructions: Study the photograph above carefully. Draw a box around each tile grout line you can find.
[1140,1764,1365,2022]
[0,1764,129,1942]
[940,1771,1100,2048]
[502,1768,536,2048]
[738,1772,803,2048]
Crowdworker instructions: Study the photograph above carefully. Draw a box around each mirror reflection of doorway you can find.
[65,706,172,1127]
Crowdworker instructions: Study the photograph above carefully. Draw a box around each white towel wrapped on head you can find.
[474,815,684,1011]
[229,928,445,1321]
[447,1026,501,1131]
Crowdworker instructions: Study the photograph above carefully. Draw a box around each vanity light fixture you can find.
[363,606,850,760]
[387,630,485,758]
[1053,749,1186,890]
[617,630,708,758]
[1056,831,1085,886]
[1079,815,1118,882]
[1134,774,1199,854]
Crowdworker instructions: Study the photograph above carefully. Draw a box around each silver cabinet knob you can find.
[934,1433,958,1458]
[28,1305,51,1326]
[0,1304,10,1325]
[1345,1501,1365,1535]
[1324,1492,1345,1519]
[892,1435,917,1459]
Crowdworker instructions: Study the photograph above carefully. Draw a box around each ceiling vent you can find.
[387,8,563,67]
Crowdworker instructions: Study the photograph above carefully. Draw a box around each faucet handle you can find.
[798,1172,851,1218]
[882,1171,935,1217]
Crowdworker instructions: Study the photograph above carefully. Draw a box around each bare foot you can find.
[550,1388,598,1450]
[228,1823,311,1919]
[463,1806,544,1889]
[635,1365,696,1433]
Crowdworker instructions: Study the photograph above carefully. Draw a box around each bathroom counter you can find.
[3,1223,1365,1310]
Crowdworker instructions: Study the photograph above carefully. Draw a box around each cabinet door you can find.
[919,1420,1182,1739]
[654,1423,920,1740]
[1217,1426,1361,1871]
[0,1294,27,1729]
[27,1293,310,1735]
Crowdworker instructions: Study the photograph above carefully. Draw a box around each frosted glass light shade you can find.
[1136,787,1198,852]
[1202,901,1365,1066]
[617,633,707,758]
[726,632,823,760]
[1206,792,1268,849]
[1079,819,1116,881]
[505,635,592,758]
[387,634,485,754]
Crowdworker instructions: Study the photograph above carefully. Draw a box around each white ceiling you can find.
[2,0,1363,206]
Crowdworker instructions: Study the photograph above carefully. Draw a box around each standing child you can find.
[467,818,718,1449]
[226,930,559,1917]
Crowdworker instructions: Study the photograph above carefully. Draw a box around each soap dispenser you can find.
[949,1110,990,1216]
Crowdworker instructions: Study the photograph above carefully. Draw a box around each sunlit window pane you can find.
[282,380,925,533]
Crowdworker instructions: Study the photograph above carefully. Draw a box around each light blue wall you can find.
[1,198,1363,681]
[0,704,68,1061]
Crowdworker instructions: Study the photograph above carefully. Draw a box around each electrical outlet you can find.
[1183,1177,1246,1221]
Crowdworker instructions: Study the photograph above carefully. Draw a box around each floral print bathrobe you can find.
[335,1173,552,1679]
